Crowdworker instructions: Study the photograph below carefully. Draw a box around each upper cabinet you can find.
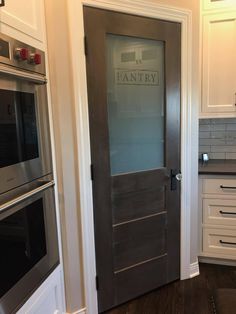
[203,0,236,11]
[0,0,45,49]
[201,12,236,117]
[200,1,236,118]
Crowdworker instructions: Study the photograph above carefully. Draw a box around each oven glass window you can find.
[0,199,47,298]
[0,89,39,168]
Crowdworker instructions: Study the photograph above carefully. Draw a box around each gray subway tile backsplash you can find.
[199,124,211,132]
[199,118,236,160]
[199,131,210,139]
[210,131,225,139]
[226,153,236,159]
[199,138,225,146]
[209,152,226,159]
[226,124,236,131]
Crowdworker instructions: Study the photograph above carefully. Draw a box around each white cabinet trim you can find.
[66,1,194,313]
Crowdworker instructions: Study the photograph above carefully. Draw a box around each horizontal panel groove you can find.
[111,167,166,177]
[114,254,167,274]
[113,211,166,227]
[112,186,166,196]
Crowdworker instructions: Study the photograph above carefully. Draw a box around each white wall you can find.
[44,0,85,311]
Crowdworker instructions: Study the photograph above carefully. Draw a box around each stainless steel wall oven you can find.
[0,33,52,194]
[0,34,59,314]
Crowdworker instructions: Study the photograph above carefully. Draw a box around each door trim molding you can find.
[67,308,86,314]
[66,1,193,313]
[190,261,200,278]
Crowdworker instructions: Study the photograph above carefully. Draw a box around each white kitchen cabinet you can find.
[202,0,236,11]
[201,12,236,118]
[0,0,45,48]
[199,176,236,261]
[17,266,65,314]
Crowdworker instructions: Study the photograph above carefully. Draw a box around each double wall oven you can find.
[0,34,59,313]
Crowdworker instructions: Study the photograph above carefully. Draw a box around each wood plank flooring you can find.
[104,263,236,314]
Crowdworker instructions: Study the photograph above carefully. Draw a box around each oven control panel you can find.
[14,47,42,65]
[0,33,45,75]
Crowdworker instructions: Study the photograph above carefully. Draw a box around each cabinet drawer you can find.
[203,179,236,195]
[203,199,236,226]
[203,228,236,258]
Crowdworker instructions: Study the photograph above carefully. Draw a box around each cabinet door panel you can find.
[203,198,236,226]
[203,0,236,11]
[0,0,44,42]
[203,178,236,195]
[202,13,236,114]
[203,227,236,259]
[17,268,64,314]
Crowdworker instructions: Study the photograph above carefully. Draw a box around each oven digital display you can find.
[0,39,10,59]
[0,89,39,168]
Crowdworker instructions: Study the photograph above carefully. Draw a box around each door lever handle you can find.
[170,169,181,190]
[176,173,182,181]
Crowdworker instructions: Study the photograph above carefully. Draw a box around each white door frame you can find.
[66,1,194,313]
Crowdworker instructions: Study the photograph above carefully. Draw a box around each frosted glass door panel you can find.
[106,35,164,175]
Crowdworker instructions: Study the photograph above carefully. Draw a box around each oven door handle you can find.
[0,180,54,212]
[0,64,47,84]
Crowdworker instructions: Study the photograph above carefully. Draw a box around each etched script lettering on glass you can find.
[116,69,159,86]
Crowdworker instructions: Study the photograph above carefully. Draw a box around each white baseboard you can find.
[199,256,236,267]
[190,261,200,278]
[67,308,86,314]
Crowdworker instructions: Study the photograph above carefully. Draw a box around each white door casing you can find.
[66,1,195,313]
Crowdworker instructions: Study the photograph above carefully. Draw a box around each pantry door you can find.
[84,6,181,312]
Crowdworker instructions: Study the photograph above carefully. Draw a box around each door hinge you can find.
[84,36,88,56]
[90,164,94,181]
[0,0,5,7]
[95,275,99,290]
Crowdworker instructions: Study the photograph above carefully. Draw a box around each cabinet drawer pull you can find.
[220,240,236,246]
[219,210,236,215]
[220,185,236,189]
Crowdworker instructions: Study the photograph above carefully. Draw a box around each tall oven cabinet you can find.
[0,2,66,314]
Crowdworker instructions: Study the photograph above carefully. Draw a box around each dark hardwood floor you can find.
[104,263,236,314]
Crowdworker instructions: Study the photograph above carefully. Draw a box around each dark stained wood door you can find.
[84,7,181,313]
